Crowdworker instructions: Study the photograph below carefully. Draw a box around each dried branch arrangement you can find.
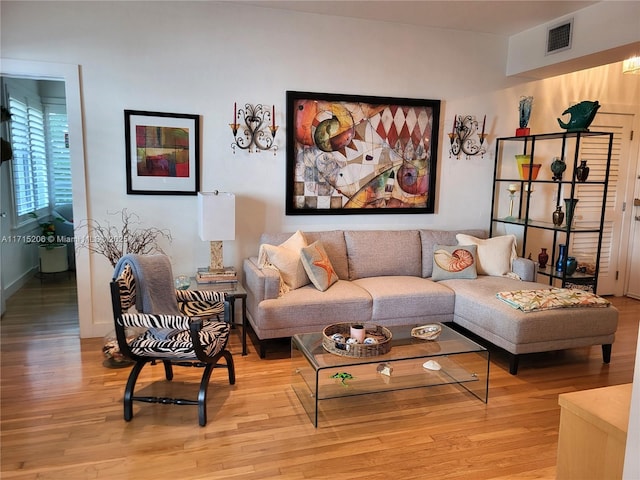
[76,209,172,267]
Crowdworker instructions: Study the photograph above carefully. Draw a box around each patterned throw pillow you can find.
[300,241,339,291]
[455,234,517,277]
[257,230,310,291]
[431,244,478,281]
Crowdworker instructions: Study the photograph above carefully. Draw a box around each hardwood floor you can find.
[1,274,638,479]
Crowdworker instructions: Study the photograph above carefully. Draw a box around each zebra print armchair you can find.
[110,264,235,426]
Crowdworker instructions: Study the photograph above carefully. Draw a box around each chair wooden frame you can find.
[110,269,235,426]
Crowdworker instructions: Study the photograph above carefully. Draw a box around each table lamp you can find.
[198,191,235,272]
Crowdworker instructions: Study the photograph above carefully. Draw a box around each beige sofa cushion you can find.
[259,231,349,280]
[255,280,372,334]
[353,276,455,322]
[456,233,517,277]
[345,230,422,280]
[258,230,309,291]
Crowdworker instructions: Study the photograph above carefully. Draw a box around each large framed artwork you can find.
[125,110,200,195]
[286,91,441,215]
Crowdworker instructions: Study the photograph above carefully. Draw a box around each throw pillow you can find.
[431,244,478,281]
[257,230,310,291]
[300,241,339,291]
[455,234,517,277]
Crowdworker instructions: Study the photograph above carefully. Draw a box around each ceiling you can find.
[236,0,599,36]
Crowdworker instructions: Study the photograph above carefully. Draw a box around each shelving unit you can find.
[490,131,613,294]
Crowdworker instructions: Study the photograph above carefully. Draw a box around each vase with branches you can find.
[76,209,172,367]
[76,209,172,267]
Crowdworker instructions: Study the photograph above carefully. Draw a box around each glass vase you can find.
[575,160,590,182]
[566,256,578,276]
[538,248,549,269]
[552,205,564,226]
[564,198,579,228]
[551,157,566,181]
[556,244,568,272]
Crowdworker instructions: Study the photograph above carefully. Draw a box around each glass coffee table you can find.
[291,323,489,427]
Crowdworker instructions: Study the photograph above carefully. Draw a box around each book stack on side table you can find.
[195,267,238,286]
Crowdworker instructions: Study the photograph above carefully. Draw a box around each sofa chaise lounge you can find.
[242,229,618,374]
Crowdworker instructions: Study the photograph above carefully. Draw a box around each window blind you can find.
[8,96,49,218]
[45,108,72,205]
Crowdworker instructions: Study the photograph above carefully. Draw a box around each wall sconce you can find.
[448,114,487,160]
[230,102,278,154]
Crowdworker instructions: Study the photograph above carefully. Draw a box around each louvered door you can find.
[570,112,634,294]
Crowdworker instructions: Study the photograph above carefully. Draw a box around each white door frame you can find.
[606,105,640,297]
[0,58,92,336]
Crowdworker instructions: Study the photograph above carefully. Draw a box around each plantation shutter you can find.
[45,107,71,205]
[570,114,627,294]
[8,96,49,218]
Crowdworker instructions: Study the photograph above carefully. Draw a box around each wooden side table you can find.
[557,383,632,480]
[190,279,248,356]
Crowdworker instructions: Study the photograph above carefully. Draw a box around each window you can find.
[5,79,71,225]
[8,96,49,220]
[46,107,71,205]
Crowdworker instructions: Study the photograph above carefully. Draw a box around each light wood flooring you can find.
[1,273,638,479]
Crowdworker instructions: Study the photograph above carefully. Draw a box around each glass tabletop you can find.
[293,323,486,370]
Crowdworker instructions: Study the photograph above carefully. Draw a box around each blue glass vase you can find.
[556,244,568,272]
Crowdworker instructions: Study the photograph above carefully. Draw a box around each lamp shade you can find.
[623,56,640,74]
[198,192,235,241]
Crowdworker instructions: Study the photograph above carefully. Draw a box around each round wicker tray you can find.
[322,323,392,357]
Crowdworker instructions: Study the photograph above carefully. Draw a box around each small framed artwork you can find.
[124,110,200,195]
[286,91,441,215]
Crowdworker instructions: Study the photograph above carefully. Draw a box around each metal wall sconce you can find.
[230,102,278,154]
[448,114,487,160]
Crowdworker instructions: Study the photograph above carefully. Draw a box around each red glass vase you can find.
[538,248,549,269]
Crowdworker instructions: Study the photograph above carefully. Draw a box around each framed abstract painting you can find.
[124,110,200,195]
[286,91,440,215]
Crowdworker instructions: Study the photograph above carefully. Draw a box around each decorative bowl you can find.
[411,324,442,341]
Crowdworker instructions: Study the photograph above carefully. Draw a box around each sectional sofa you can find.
[242,229,618,374]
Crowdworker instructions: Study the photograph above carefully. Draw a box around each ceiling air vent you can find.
[546,19,573,55]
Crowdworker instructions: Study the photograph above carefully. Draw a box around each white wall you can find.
[1,1,639,337]
[507,1,640,77]
[0,1,517,335]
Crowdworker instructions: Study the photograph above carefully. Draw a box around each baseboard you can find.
[2,266,39,300]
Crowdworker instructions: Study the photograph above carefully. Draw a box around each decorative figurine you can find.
[330,372,353,386]
[557,100,601,132]
[516,96,533,136]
